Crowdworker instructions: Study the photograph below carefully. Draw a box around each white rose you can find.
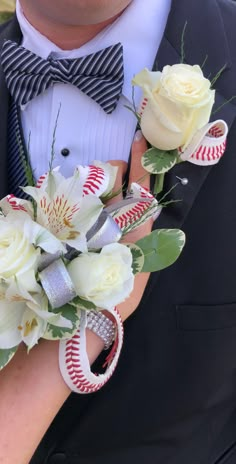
[0,218,40,285]
[133,64,215,150]
[67,243,134,309]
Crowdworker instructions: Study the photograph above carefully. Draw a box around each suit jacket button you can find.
[48,453,66,463]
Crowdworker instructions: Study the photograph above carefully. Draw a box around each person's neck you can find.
[21,11,122,50]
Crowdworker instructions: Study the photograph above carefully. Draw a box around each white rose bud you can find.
[133,64,215,150]
[67,243,134,309]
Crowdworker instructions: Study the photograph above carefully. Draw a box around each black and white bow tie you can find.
[1,40,124,114]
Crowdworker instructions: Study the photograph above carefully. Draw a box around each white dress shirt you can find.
[16,0,171,180]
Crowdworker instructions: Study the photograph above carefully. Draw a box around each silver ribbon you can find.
[39,259,77,309]
[87,210,122,249]
[38,250,62,272]
[86,198,154,248]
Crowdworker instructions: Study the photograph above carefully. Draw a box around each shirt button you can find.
[48,453,66,463]
[61,148,70,157]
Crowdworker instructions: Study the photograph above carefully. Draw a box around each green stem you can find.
[153,173,165,195]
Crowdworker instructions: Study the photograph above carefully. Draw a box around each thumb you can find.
[128,130,150,191]
[107,160,127,202]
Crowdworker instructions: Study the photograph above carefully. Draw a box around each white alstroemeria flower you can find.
[6,270,41,297]
[20,306,48,349]
[23,169,104,252]
[0,282,7,299]
[21,212,66,254]
[0,300,28,349]
[0,287,73,350]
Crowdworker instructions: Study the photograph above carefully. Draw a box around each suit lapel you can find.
[0,15,22,198]
[151,0,236,231]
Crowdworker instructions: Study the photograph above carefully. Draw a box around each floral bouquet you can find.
[132,63,228,192]
[0,160,185,375]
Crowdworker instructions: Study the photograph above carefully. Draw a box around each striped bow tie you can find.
[1,40,124,114]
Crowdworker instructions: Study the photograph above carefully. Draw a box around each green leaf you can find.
[44,305,80,340]
[135,229,186,272]
[142,147,179,174]
[0,346,19,371]
[44,323,77,339]
[53,303,80,321]
[127,243,145,274]
[71,296,96,310]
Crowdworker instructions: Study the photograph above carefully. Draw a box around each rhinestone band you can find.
[86,310,116,350]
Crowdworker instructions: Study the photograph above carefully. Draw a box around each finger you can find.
[128,130,150,190]
[107,160,127,202]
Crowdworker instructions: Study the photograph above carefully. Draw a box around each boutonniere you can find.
[132,63,228,193]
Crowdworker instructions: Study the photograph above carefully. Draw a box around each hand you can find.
[108,131,152,322]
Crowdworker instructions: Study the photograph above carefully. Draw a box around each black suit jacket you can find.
[1,1,236,463]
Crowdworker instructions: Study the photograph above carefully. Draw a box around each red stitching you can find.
[64,307,123,393]
[83,166,105,196]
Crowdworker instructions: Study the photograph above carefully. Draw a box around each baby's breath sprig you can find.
[49,103,62,173]
[180,21,188,64]
[17,132,35,188]
[213,96,236,115]
[210,64,227,88]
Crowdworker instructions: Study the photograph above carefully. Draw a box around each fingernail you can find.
[134,130,143,142]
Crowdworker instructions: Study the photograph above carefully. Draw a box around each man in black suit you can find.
[0,1,236,463]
